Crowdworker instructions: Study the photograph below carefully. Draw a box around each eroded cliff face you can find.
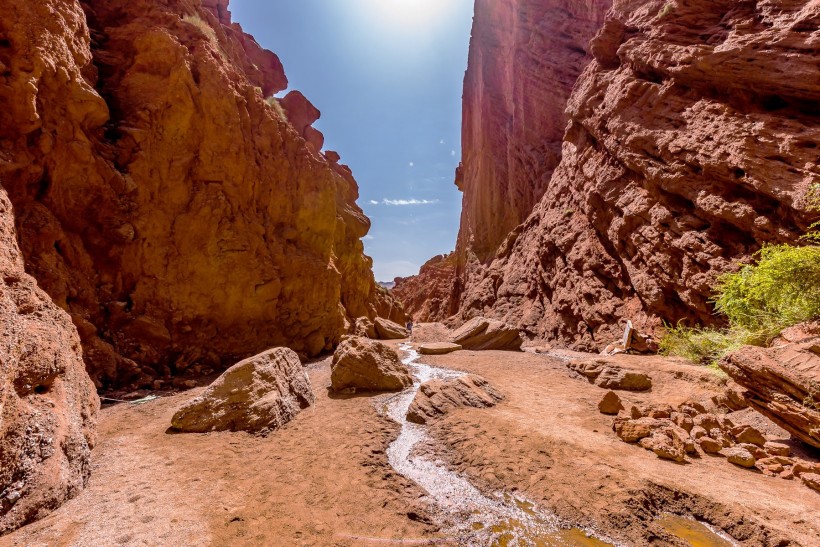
[0,189,99,534]
[458,0,615,261]
[395,0,613,321]
[397,0,820,350]
[0,0,400,390]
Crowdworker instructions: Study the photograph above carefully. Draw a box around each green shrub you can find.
[660,242,820,365]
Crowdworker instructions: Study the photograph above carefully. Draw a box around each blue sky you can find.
[230,0,474,281]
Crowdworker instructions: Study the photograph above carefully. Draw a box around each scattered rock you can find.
[598,391,624,415]
[171,348,314,433]
[764,442,791,457]
[801,473,820,493]
[330,337,412,393]
[614,417,661,443]
[720,336,820,449]
[594,368,652,391]
[721,447,756,468]
[449,317,523,351]
[698,437,723,454]
[418,343,462,356]
[406,374,504,425]
[640,431,686,463]
[374,318,410,340]
[730,425,767,447]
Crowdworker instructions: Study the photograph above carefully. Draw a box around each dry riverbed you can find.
[3,343,819,546]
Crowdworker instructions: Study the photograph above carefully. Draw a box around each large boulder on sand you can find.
[374,317,410,340]
[0,190,99,534]
[407,374,504,424]
[720,338,820,449]
[418,343,462,355]
[353,317,377,339]
[330,337,413,393]
[450,317,523,351]
[171,348,314,433]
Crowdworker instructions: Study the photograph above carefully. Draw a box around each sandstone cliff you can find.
[0,0,401,390]
[396,0,820,351]
[0,189,99,534]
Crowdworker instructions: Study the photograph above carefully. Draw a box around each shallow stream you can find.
[381,344,742,547]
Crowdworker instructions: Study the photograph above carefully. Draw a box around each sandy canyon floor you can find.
[3,338,819,546]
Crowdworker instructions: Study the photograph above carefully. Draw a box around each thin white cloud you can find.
[381,199,440,206]
[362,234,375,240]
[409,162,415,167]
[369,200,379,205]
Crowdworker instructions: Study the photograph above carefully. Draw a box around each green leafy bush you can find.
[661,243,820,365]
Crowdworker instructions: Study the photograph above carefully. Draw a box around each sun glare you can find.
[362,0,454,26]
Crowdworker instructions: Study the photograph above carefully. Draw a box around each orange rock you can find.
[0,0,403,389]
[0,190,99,534]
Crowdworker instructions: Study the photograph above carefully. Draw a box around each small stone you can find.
[690,425,708,440]
[418,342,462,355]
[730,425,767,447]
[721,446,756,468]
[698,436,723,454]
[598,391,623,415]
[614,417,660,443]
[764,441,791,457]
[673,412,694,433]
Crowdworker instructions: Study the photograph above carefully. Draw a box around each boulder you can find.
[598,391,624,415]
[719,338,820,449]
[568,359,652,391]
[407,375,503,425]
[729,425,767,447]
[764,442,791,457]
[330,337,412,393]
[418,343,462,356]
[374,317,410,340]
[698,437,723,454]
[640,431,687,463]
[614,417,661,443]
[353,317,377,339]
[171,348,314,433]
[0,190,99,534]
[450,317,523,351]
[802,473,820,492]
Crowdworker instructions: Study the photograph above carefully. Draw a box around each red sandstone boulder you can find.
[330,337,412,393]
[374,318,410,340]
[0,190,99,534]
[170,348,314,433]
[418,343,462,356]
[450,317,523,351]
[406,375,504,425]
[720,339,820,449]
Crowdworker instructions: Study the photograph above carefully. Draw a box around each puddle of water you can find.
[384,345,615,546]
[657,515,737,547]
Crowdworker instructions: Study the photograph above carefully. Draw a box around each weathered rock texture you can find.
[396,0,820,352]
[170,347,314,433]
[0,189,99,534]
[0,0,402,390]
[450,317,523,351]
[406,374,503,425]
[720,340,820,449]
[374,317,410,340]
[330,337,412,393]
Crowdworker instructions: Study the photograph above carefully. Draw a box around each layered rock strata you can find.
[170,347,315,433]
[0,189,99,534]
[0,0,400,389]
[397,0,820,351]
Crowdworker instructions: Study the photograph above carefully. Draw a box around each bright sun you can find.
[362,0,453,26]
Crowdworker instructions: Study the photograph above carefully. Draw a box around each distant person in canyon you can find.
[406,320,414,333]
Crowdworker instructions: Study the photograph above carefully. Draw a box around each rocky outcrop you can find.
[170,348,314,433]
[0,0,400,390]
[0,190,99,534]
[720,339,820,449]
[374,318,409,340]
[406,374,503,425]
[396,0,819,352]
[450,317,523,351]
[568,359,653,391]
[393,253,458,322]
[330,337,412,393]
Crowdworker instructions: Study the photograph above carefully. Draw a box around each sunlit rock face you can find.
[0,0,402,390]
[396,0,819,350]
[395,0,613,322]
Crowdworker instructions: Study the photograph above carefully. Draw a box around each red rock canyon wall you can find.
[395,0,820,351]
